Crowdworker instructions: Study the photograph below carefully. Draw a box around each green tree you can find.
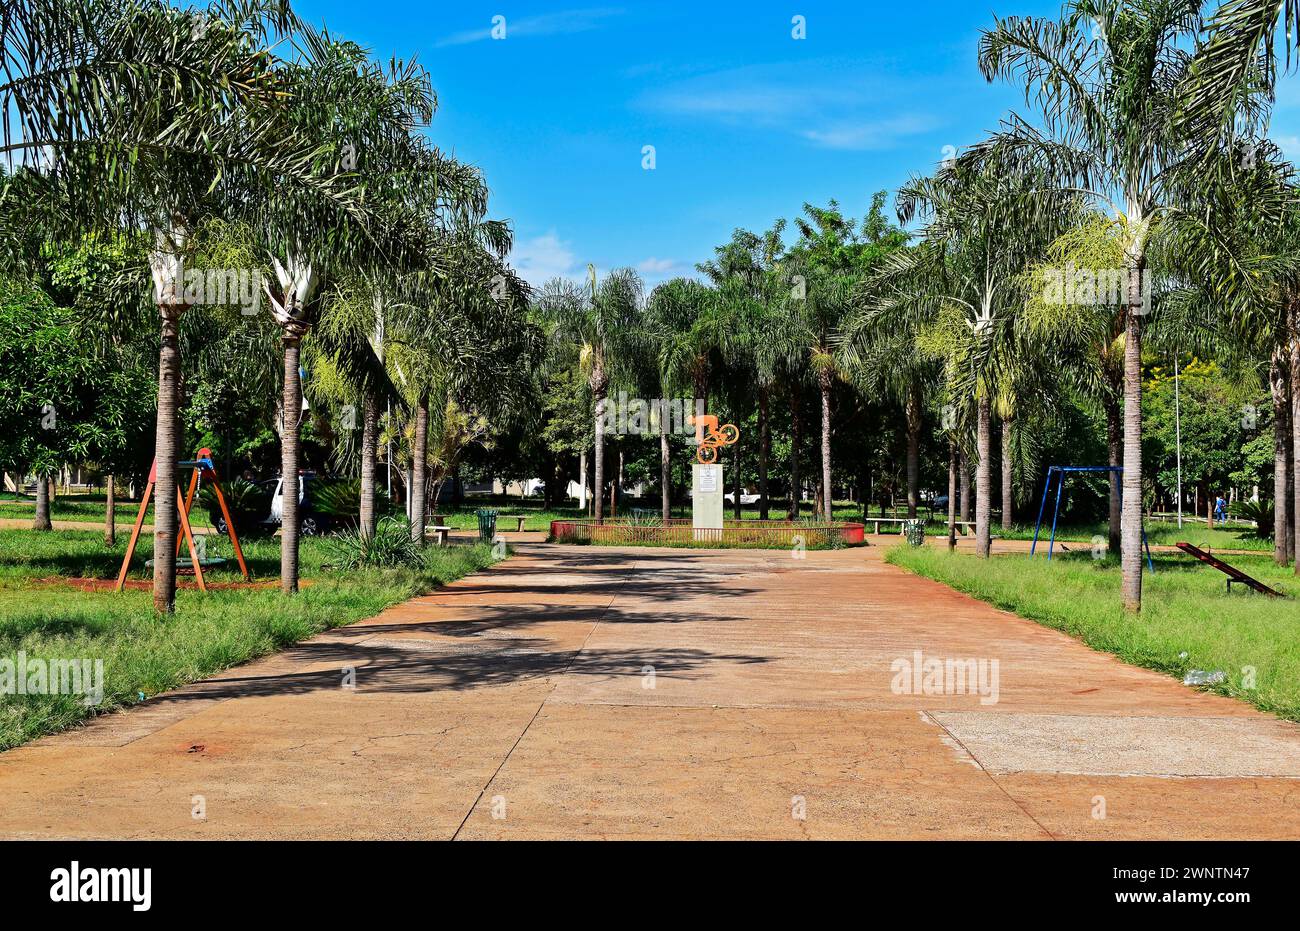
[0,282,150,530]
[888,159,1076,557]
[973,0,1278,608]
[537,267,645,522]
[787,194,907,518]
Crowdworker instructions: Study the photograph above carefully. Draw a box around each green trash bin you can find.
[903,519,927,547]
[476,508,499,543]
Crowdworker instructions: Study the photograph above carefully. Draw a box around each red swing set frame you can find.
[114,448,250,592]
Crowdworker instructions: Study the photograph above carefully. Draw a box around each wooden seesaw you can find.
[114,448,250,592]
[1176,542,1283,597]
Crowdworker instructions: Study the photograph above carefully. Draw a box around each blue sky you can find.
[294,1,1300,289]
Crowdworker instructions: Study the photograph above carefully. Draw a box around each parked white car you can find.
[723,489,762,505]
[267,474,327,536]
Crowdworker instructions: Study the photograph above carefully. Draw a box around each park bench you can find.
[499,515,528,532]
[862,518,978,536]
[425,525,451,547]
[865,517,910,534]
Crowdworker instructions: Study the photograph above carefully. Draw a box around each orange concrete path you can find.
[2,541,1297,839]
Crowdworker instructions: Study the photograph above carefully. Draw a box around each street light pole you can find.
[374,295,392,499]
[1174,353,1184,529]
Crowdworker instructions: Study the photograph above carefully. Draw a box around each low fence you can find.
[549,518,866,549]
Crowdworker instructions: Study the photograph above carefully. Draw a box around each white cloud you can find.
[511,231,583,289]
[636,256,686,287]
[637,257,677,274]
[437,8,623,47]
[801,115,939,151]
[638,61,941,151]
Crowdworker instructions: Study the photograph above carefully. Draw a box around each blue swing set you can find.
[1030,466,1155,573]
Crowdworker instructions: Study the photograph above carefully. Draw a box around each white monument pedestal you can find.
[692,463,724,541]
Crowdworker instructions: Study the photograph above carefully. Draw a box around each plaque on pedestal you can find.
[693,463,724,539]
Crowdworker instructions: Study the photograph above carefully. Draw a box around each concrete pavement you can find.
[1,540,1296,839]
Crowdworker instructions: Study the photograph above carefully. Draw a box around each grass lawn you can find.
[886,544,1300,722]
[1,492,880,532]
[0,527,497,750]
[992,519,1269,552]
[0,493,176,525]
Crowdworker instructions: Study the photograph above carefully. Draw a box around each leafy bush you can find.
[309,478,391,526]
[198,477,271,536]
[324,517,426,570]
[1230,499,1275,539]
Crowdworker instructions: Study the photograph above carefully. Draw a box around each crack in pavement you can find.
[449,552,640,840]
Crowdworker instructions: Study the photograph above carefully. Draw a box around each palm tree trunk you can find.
[33,475,52,530]
[613,448,623,516]
[1271,350,1291,565]
[578,449,588,513]
[659,401,670,521]
[1104,397,1123,557]
[1121,309,1145,610]
[1291,306,1300,577]
[105,474,116,546]
[1001,415,1014,532]
[905,382,921,520]
[549,457,561,509]
[959,452,971,523]
[975,395,992,558]
[819,372,833,520]
[758,388,770,520]
[788,392,801,520]
[593,384,606,522]
[153,314,182,612]
[280,339,302,594]
[410,395,428,544]
[947,438,957,550]
[733,446,743,520]
[1288,413,1297,564]
[359,390,379,540]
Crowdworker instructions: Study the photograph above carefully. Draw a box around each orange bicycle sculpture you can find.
[688,414,740,464]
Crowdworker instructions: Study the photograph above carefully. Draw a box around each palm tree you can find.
[698,223,791,518]
[646,277,716,519]
[1154,142,1300,567]
[842,243,942,520]
[887,158,1077,558]
[1181,1,1300,145]
[972,0,1276,606]
[309,278,404,540]
[538,267,645,522]
[2,1,371,611]
[1020,214,1134,553]
[788,196,908,519]
[260,30,442,589]
[395,224,530,541]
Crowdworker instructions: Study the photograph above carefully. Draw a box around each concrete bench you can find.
[499,515,528,532]
[425,525,451,546]
[864,517,910,534]
[864,518,979,537]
